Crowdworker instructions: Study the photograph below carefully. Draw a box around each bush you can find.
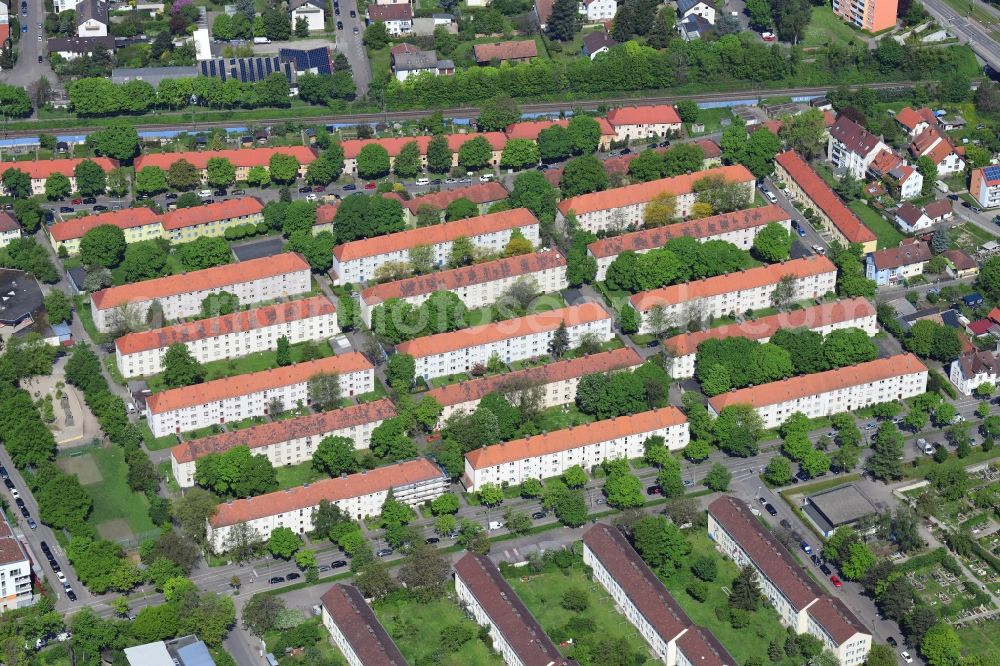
[729,607,752,628]
[560,588,589,612]
[687,579,709,602]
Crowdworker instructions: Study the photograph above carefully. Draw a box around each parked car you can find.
[531,512,547,520]
[353,26,358,33]
[93,205,108,212]
[312,185,325,193]
[779,519,792,529]
[646,485,662,496]
[337,20,343,28]
[830,575,842,587]
[165,193,178,201]
[801,542,812,554]
[811,554,821,565]
[59,207,74,213]
[765,503,778,516]
[0,467,8,480]
[331,560,347,569]
[820,563,832,576]
[269,577,285,584]
[350,9,356,15]
[376,548,394,557]
[233,189,246,196]
[10,488,19,499]
[71,198,83,205]
[66,589,77,602]
[887,637,897,647]
[285,572,300,581]
[901,651,913,663]
[342,183,356,190]
[364,182,377,190]
[82,197,96,205]
[298,186,312,193]
[19,506,29,518]
[27,518,36,530]
[4,479,14,490]
[425,537,440,544]
[415,177,430,186]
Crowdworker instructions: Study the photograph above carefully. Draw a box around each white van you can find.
[488,521,504,531]
[415,177,429,186]
[198,189,213,198]
[253,37,271,44]
[479,173,495,183]
[764,190,778,204]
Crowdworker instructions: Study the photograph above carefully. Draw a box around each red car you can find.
[830,575,842,588]
[364,182,377,190]
[71,198,82,205]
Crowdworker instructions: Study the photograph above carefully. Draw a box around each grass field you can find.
[951,222,999,254]
[68,447,156,540]
[959,619,1000,660]
[848,200,904,249]
[138,419,178,451]
[465,293,568,327]
[803,6,868,48]
[275,461,325,490]
[687,107,734,136]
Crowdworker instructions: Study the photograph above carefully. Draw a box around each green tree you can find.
[312,436,357,476]
[430,492,460,515]
[562,464,588,488]
[91,122,140,161]
[458,136,494,171]
[547,0,580,40]
[12,199,43,234]
[268,153,300,184]
[549,321,570,358]
[714,405,764,457]
[538,125,572,162]
[393,141,422,179]
[567,115,601,155]
[476,96,520,132]
[477,482,503,507]
[1,168,30,199]
[162,344,205,389]
[167,159,202,191]
[267,527,302,559]
[500,138,540,170]
[135,166,169,195]
[45,173,71,200]
[176,236,232,271]
[603,469,645,508]
[74,159,107,197]
[445,197,478,222]
[206,157,236,189]
[560,155,608,197]
[632,515,691,574]
[916,156,937,196]
[752,222,793,262]
[918,623,961,666]
[44,290,72,324]
[426,135,453,174]
[357,144,391,180]
[704,463,731,491]
[866,422,904,481]
[80,224,126,268]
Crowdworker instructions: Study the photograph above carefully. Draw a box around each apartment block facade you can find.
[90,253,312,332]
[707,354,928,429]
[950,349,1000,395]
[330,208,540,285]
[970,166,1000,209]
[358,250,567,326]
[827,116,888,181]
[115,295,337,378]
[207,458,448,551]
[0,157,118,197]
[708,496,872,665]
[320,585,407,666]
[831,0,896,33]
[628,256,838,335]
[463,406,689,491]
[145,353,375,437]
[396,302,613,380]
[170,398,397,487]
[605,105,683,141]
[133,147,316,182]
[0,516,33,611]
[47,207,163,255]
[400,181,508,225]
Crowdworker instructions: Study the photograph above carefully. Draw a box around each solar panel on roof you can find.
[984,166,1000,182]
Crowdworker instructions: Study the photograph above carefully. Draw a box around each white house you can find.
[950,348,1000,395]
[677,0,715,23]
[366,3,413,35]
[389,44,453,81]
[605,104,683,142]
[579,0,617,21]
[866,149,923,201]
[0,515,33,611]
[910,126,965,176]
[0,213,21,249]
[289,0,325,31]
[75,0,109,37]
[320,585,407,666]
[895,107,937,138]
[827,116,888,181]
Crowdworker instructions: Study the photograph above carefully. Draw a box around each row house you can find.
[320,585,407,666]
[583,523,735,666]
[400,181,508,225]
[0,157,118,197]
[664,297,877,379]
[504,117,616,151]
[358,249,567,326]
[864,240,932,287]
[340,133,507,176]
[207,458,448,551]
[170,398,396,487]
[426,347,642,425]
[557,164,755,234]
[708,496,873,665]
[605,105,683,142]
[0,213,22,249]
[90,253,312,332]
[462,406,689,491]
[48,207,163,255]
[396,302,613,380]
[330,208,540,285]
[0,516,33,611]
[950,347,1000,395]
[145,352,374,437]
[453,553,576,666]
[866,149,922,201]
[909,126,965,177]
[707,353,928,429]
[971,165,1000,209]
[473,40,537,65]
[132,146,316,183]
[628,256,838,335]
[827,116,888,181]
[587,204,790,280]
[774,151,878,254]
[114,295,338,378]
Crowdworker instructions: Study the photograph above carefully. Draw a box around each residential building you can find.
[583,523,735,666]
[534,0,553,26]
[909,126,965,176]
[46,35,115,60]
[605,105,683,141]
[339,133,508,176]
[694,138,723,166]
[207,458,448,551]
[389,43,453,81]
[330,208,539,285]
[708,495,873,665]
[0,157,118,197]
[579,0,616,22]
[707,354,928,429]
[48,207,164,255]
[895,107,937,138]
[198,56,294,84]
[950,347,1000,395]
[628,256,838,335]
[865,241,932,286]
[473,40,538,64]
[774,151,878,253]
[427,347,642,424]
[133,147,315,183]
[941,249,979,279]
[892,202,933,233]
[677,0,716,23]
[76,0,108,37]
[582,30,617,58]
[320,585,407,666]
[0,514,32,610]
[0,212,21,248]
[679,14,713,40]
[90,253,312,333]
[170,399,396,487]
[827,116,888,180]
[504,117,615,150]
[831,0,897,32]
[289,0,324,31]
[162,198,265,242]
[866,149,922,200]
[115,295,337,378]
[557,164,755,233]
[923,198,953,225]
[664,298,878,378]
[587,204,790,280]
[358,249,567,326]
[970,165,1000,209]
[399,182,508,224]
[366,3,413,34]
[463,406,689,491]
[396,302,613,380]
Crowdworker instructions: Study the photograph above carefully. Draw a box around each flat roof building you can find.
[804,485,878,537]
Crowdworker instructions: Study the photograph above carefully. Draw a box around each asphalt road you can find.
[4,0,57,94]
[331,0,372,97]
[921,0,1000,74]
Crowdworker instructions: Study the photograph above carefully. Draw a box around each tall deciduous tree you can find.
[80,224,126,268]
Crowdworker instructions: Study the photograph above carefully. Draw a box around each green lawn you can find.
[951,222,999,254]
[848,200,904,249]
[687,107,734,136]
[275,461,325,490]
[138,418,179,451]
[959,622,1000,661]
[264,617,346,665]
[77,447,157,538]
[73,296,104,344]
[803,6,869,48]
[465,292,568,327]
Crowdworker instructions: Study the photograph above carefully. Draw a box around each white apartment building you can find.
[579,0,616,21]
[330,208,540,285]
[463,406,689,491]
[453,553,574,666]
[0,213,21,249]
[289,0,325,31]
[628,256,838,335]
[320,585,408,666]
[664,298,878,379]
[207,458,448,551]
[583,523,735,666]
[170,398,397,487]
[396,302,613,380]
[605,105,683,142]
[557,165,755,233]
[827,116,888,181]
[971,166,1000,209]
[0,515,33,611]
[708,496,872,665]
[0,157,118,197]
[950,348,1000,395]
[145,353,374,437]
[115,295,337,378]
[358,250,566,327]
[91,253,312,333]
[708,353,928,429]
[587,204,790,280]
[426,347,642,425]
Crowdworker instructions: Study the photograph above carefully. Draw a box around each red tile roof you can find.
[0,25,8,45]
[868,242,932,270]
[923,198,953,220]
[969,319,993,336]
[115,295,335,356]
[161,197,263,231]
[587,205,789,259]
[339,133,507,160]
[895,107,936,131]
[466,406,686,470]
[867,149,902,177]
[426,347,641,407]
[91,252,310,311]
[0,212,19,234]
[806,596,869,645]
[504,118,569,140]
[692,138,722,158]
[774,151,876,245]
[534,0,553,24]
[558,164,754,216]
[606,105,681,127]
[48,207,161,242]
[367,3,413,20]
[630,256,836,312]
[941,249,977,271]
[171,398,396,464]
[316,203,338,226]
[0,515,27,567]
[708,353,927,413]
[401,182,507,214]
[473,40,538,62]
[320,585,407,665]
[395,302,609,359]
[134,147,316,172]
[210,458,444,527]
[332,208,537,263]
[665,298,876,357]
[0,157,118,180]
[148,352,372,415]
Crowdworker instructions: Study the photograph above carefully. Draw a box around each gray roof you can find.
[76,0,108,27]
[112,66,199,86]
[124,642,174,666]
[678,0,708,13]
[582,30,616,54]
[0,269,43,327]
[807,485,877,527]
[47,36,115,53]
[393,49,439,71]
[289,0,324,10]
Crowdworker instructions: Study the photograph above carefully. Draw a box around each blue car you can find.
[21,24,27,33]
